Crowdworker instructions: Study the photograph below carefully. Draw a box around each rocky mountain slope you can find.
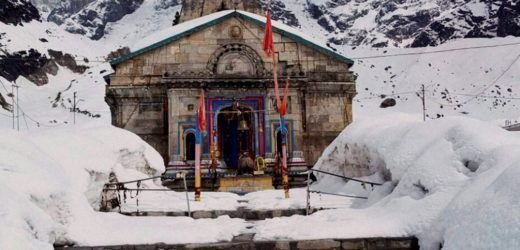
[303,0,520,47]
[0,0,40,25]
[31,0,180,40]
[31,0,520,47]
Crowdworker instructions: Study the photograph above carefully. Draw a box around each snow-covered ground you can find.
[120,188,357,213]
[5,111,519,249]
[345,37,520,124]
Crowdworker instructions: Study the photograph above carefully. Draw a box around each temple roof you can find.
[110,10,354,66]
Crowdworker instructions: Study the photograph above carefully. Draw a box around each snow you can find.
[466,2,488,18]
[120,188,355,213]
[0,125,170,249]
[130,10,235,52]
[344,37,520,123]
[0,123,251,248]
[102,0,181,51]
[351,10,378,31]
[254,114,520,249]
[67,214,245,246]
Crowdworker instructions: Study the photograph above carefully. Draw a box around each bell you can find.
[238,119,249,131]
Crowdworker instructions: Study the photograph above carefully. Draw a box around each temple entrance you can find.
[185,132,195,161]
[218,105,255,168]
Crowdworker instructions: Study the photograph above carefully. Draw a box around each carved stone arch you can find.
[207,43,267,77]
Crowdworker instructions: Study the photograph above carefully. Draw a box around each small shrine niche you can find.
[216,53,254,76]
[207,43,267,78]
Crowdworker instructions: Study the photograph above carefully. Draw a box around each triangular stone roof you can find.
[110,10,354,66]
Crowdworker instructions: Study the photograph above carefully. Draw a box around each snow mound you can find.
[256,114,520,249]
[0,126,165,249]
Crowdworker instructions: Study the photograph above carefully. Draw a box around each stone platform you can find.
[218,175,274,193]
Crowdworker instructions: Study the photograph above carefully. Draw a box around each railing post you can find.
[306,170,311,216]
[182,173,191,217]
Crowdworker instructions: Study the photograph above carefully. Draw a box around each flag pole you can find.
[195,89,205,201]
[263,8,289,198]
[195,113,201,201]
[280,116,289,198]
[280,77,290,199]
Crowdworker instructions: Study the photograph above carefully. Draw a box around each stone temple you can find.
[105,0,356,186]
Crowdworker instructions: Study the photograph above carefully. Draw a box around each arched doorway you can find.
[185,132,195,161]
[276,131,283,159]
[217,105,255,168]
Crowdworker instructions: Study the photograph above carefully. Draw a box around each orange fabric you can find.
[262,11,275,57]
[279,77,290,116]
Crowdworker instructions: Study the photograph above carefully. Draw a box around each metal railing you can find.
[102,172,192,216]
[102,169,384,217]
[305,169,383,215]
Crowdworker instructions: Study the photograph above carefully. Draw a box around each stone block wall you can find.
[110,17,355,87]
[108,13,356,166]
[106,86,169,163]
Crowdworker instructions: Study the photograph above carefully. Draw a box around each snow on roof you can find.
[111,10,354,66]
[130,10,234,53]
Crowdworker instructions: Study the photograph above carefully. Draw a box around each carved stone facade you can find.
[106,10,356,171]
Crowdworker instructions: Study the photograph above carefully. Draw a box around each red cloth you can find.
[279,77,290,116]
[198,89,205,131]
[263,11,281,111]
[262,11,275,57]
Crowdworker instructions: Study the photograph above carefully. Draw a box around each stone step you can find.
[119,207,318,220]
[54,237,419,250]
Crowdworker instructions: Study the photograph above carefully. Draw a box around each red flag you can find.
[198,90,206,131]
[262,11,275,57]
[279,77,290,116]
[263,10,281,112]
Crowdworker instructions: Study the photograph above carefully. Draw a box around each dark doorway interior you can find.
[185,133,195,161]
[276,131,283,159]
[218,106,255,168]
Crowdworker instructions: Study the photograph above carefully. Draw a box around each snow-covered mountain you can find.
[295,0,520,47]
[32,0,520,47]
[32,0,180,40]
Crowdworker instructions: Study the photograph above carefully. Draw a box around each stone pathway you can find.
[120,207,318,220]
[54,204,419,250]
